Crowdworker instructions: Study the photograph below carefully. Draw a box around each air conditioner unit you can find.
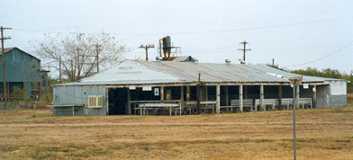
[87,96,104,108]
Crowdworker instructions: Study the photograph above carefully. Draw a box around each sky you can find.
[1,0,353,75]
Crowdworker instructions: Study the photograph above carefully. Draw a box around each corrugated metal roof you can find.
[62,60,342,86]
[1,47,41,61]
[78,60,180,85]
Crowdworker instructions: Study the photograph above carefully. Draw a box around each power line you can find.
[289,43,353,67]
[11,17,339,38]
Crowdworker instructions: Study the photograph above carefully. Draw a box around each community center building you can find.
[52,59,347,116]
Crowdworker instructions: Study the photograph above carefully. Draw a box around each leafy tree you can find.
[293,68,352,93]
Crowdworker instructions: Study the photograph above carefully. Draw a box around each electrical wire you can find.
[288,43,353,68]
[11,17,339,38]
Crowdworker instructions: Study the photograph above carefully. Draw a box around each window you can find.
[87,96,104,108]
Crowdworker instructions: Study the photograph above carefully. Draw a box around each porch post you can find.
[278,84,283,109]
[260,84,265,111]
[311,85,317,108]
[312,85,317,108]
[216,85,221,114]
[239,85,243,112]
[160,86,164,101]
[205,86,208,101]
[180,86,184,101]
[180,86,184,113]
[186,86,190,101]
[225,86,229,106]
[127,89,131,114]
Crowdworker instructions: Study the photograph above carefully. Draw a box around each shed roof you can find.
[1,47,40,61]
[60,60,342,86]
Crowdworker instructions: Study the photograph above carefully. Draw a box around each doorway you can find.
[108,88,129,115]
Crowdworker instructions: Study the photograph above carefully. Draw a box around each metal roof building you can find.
[53,60,347,116]
[0,47,49,101]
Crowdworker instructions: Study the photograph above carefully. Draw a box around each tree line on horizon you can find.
[292,68,353,93]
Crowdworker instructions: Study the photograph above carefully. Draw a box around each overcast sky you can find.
[1,0,353,74]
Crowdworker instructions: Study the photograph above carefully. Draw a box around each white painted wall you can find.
[329,80,347,95]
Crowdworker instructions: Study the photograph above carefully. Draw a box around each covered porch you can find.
[107,82,325,116]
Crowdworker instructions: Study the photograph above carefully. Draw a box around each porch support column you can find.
[239,85,243,112]
[278,84,283,109]
[225,86,229,106]
[180,86,184,108]
[216,85,221,114]
[160,86,164,101]
[312,85,317,108]
[180,86,184,100]
[186,85,191,114]
[127,89,131,114]
[186,86,190,101]
[205,86,208,101]
[260,85,265,111]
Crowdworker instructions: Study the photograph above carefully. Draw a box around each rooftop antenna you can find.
[238,41,251,64]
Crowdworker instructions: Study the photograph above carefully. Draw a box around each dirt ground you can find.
[0,104,353,160]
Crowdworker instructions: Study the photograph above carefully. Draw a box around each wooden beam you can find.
[127,89,131,114]
[216,85,221,114]
[180,86,184,110]
[225,86,229,106]
[260,85,264,111]
[239,85,243,112]
[186,86,190,101]
[160,86,164,101]
[205,86,208,101]
[312,85,317,108]
[278,84,283,109]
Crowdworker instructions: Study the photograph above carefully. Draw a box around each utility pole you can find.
[238,41,251,64]
[139,44,155,61]
[272,58,275,66]
[59,56,62,82]
[70,59,74,81]
[1,26,12,100]
[289,76,302,160]
[95,44,101,73]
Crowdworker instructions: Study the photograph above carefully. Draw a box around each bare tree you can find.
[36,32,124,81]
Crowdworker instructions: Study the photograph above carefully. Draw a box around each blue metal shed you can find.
[0,47,48,100]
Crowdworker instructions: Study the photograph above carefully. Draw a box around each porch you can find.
[107,83,322,116]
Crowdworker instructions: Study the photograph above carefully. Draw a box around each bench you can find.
[184,101,217,114]
[255,99,278,111]
[229,99,254,112]
[137,103,181,116]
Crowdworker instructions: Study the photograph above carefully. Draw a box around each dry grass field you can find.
[1,102,353,159]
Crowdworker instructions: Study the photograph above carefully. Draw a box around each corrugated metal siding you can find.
[0,48,42,82]
[329,95,347,107]
[53,106,84,116]
[0,48,43,98]
[53,85,107,115]
[316,85,330,107]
